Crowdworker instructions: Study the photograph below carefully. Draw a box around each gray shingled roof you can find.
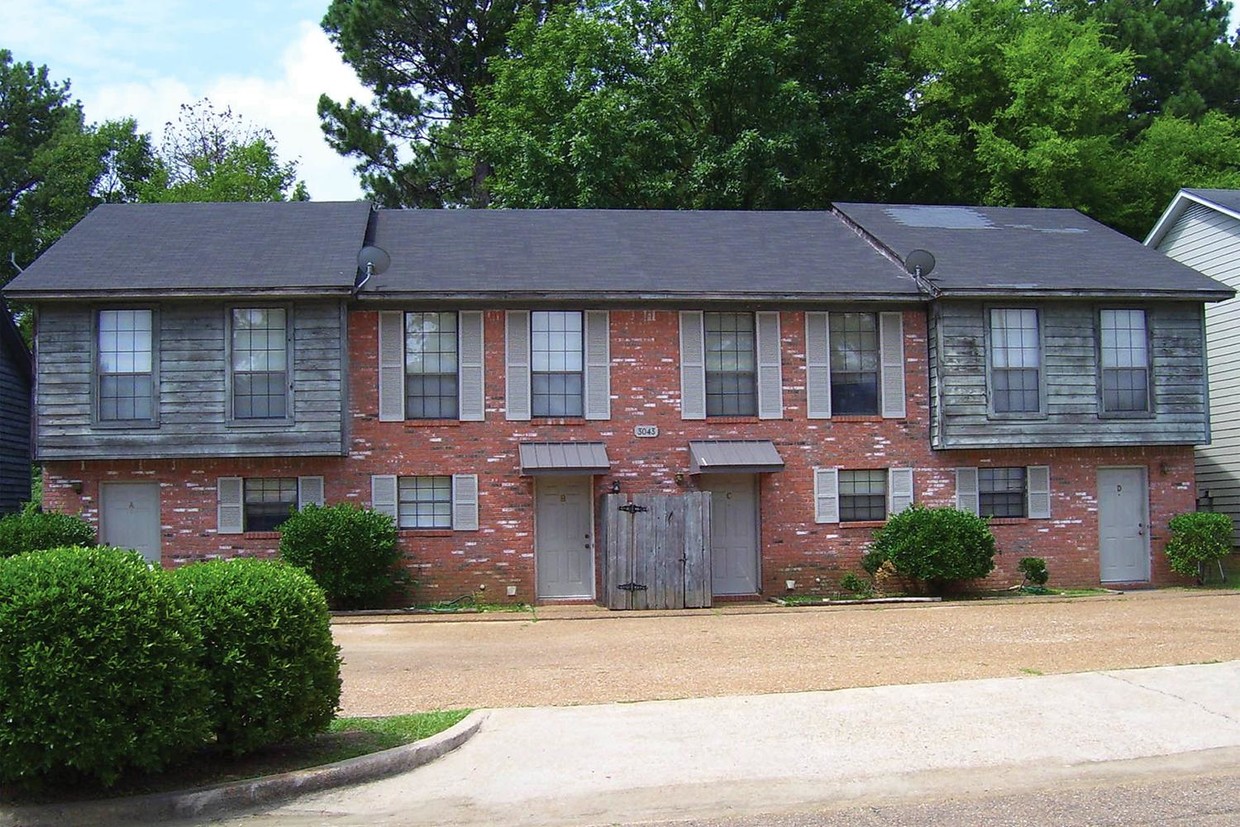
[1184,189,1240,215]
[3,201,372,298]
[835,202,1233,300]
[361,209,920,302]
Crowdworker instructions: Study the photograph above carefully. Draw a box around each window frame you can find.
[397,475,455,530]
[977,467,1027,519]
[986,306,1046,418]
[227,305,293,425]
[404,310,461,420]
[704,311,758,417]
[93,307,159,428]
[838,469,888,523]
[530,310,585,418]
[828,311,881,415]
[242,477,299,532]
[1097,308,1153,418]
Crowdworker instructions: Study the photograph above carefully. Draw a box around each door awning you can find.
[519,442,611,476]
[688,440,784,474]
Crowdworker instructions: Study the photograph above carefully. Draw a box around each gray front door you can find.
[536,476,595,599]
[701,474,759,595]
[101,482,161,564]
[1098,467,1150,583]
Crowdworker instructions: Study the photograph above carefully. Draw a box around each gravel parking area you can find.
[333,590,1240,716]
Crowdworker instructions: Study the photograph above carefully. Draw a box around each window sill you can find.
[830,415,884,422]
[987,413,1049,422]
[93,420,159,430]
[704,416,761,424]
[227,420,294,430]
[242,531,281,539]
[986,517,1028,526]
[403,419,462,428]
[838,520,887,529]
[530,417,588,426]
[398,529,454,537]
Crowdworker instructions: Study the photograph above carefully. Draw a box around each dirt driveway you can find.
[333,590,1240,716]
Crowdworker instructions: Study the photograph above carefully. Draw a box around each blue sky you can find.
[2,0,368,200]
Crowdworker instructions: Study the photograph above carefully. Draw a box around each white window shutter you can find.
[814,468,839,524]
[298,476,325,509]
[217,477,244,534]
[505,311,531,421]
[584,310,611,420]
[378,311,405,422]
[680,311,706,420]
[452,474,479,531]
[371,475,398,521]
[458,311,485,422]
[1027,466,1051,519]
[756,311,783,420]
[889,468,914,515]
[955,468,980,515]
[805,312,831,419]
[880,311,906,419]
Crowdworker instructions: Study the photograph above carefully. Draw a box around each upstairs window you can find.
[406,312,459,419]
[1100,310,1150,414]
[978,467,1026,518]
[98,309,154,422]
[232,308,289,420]
[531,311,583,417]
[989,308,1041,414]
[705,312,757,416]
[829,313,880,415]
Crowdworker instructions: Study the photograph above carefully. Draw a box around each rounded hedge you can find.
[0,548,211,788]
[868,505,997,595]
[172,559,342,755]
[0,504,96,558]
[278,503,403,609]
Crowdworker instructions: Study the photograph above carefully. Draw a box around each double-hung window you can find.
[531,311,584,417]
[406,312,459,419]
[97,309,155,422]
[978,467,1026,518]
[838,469,887,522]
[231,308,289,420]
[829,313,880,415]
[813,468,914,524]
[704,312,757,416]
[216,475,324,534]
[989,308,1041,414]
[370,473,479,531]
[1099,309,1150,414]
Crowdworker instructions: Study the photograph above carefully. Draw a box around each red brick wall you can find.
[42,308,1198,602]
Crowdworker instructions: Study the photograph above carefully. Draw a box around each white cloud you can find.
[75,21,370,202]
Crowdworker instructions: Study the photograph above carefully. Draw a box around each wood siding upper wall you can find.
[0,342,31,513]
[1155,203,1240,532]
[931,300,1209,449]
[35,301,347,460]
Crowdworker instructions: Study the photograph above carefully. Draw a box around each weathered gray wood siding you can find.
[0,337,31,513]
[932,300,1209,449]
[35,300,347,459]
[1154,203,1240,536]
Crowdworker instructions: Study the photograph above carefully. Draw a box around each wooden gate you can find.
[601,493,712,610]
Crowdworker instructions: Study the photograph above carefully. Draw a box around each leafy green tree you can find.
[1065,0,1240,127]
[141,100,308,202]
[319,0,568,207]
[473,0,909,209]
[0,50,154,285]
[889,0,1133,210]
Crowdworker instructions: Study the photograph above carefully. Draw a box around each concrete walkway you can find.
[213,660,1240,827]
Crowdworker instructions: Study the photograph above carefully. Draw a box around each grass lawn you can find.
[1,709,470,805]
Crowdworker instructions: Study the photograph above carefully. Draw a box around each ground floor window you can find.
[979,467,1026,518]
[398,476,453,529]
[244,478,298,531]
[839,470,887,522]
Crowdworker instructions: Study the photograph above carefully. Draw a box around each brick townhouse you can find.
[3,202,1230,606]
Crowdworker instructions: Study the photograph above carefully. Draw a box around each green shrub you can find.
[0,503,95,557]
[868,505,997,595]
[1018,557,1049,587]
[277,503,404,609]
[1165,511,1234,580]
[839,571,872,597]
[173,559,342,755]
[0,548,210,788]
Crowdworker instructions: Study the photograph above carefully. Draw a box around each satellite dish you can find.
[354,245,391,293]
[904,249,936,277]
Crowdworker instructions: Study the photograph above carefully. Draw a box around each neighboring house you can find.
[1146,189,1240,543]
[3,201,1230,601]
[0,297,32,515]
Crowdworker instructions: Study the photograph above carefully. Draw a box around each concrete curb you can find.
[1,710,487,827]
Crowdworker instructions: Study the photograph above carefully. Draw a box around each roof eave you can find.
[356,290,925,305]
[1144,189,1240,247]
[3,286,356,301]
[932,287,1234,302]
